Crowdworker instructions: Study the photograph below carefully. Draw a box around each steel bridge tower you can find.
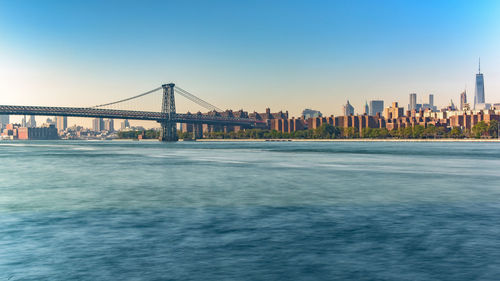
[159,83,178,142]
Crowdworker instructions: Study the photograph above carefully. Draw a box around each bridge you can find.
[0,83,266,141]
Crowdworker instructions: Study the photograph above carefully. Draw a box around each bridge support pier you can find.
[159,83,178,142]
[159,121,178,142]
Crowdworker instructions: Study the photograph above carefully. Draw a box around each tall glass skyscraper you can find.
[408,93,417,111]
[369,100,384,116]
[0,115,9,129]
[474,59,485,109]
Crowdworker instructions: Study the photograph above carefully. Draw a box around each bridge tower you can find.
[159,83,178,142]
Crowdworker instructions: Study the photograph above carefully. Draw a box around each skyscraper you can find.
[460,91,467,111]
[27,115,36,128]
[104,119,114,132]
[92,118,104,132]
[409,93,417,111]
[21,116,27,127]
[121,119,130,130]
[343,100,354,116]
[0,115,9,129]
[369,100,384,116]
[474,59,485,109]
[55,116,67,131]
[302,109,322,119]
[428,94,434,107]
[364,101,369,115]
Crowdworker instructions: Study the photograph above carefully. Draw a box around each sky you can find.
[1,0,499,128]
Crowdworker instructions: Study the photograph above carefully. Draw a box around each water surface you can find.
[1,141,500,280]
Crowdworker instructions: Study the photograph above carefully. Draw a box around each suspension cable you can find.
[175,86,223,112]
[91,87,162,108]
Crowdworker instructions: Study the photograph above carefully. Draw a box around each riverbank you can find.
[107,138,500,142]
[196,138,500,142]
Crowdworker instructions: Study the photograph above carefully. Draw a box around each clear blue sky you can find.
[0,0,499,126]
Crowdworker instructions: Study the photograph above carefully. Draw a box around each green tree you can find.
[343,127,358,138]
[448,127,463,138]
[472,121,488,138]
[488,120,499,138]
[412,125,425,139]
[314,124,336,139]
[423,125,437,138]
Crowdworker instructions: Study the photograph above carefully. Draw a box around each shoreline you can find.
[195,138,500,142]
[1,138,498,143]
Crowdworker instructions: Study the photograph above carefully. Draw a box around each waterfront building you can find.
[343,101,354,116]
[271,117,306,133]
[474,59,485,109]
[249,108,288,130]
[17,125,58,140]
[369,100,384,116]
[2,124,58,140]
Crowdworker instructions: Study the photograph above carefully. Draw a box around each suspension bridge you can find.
[0,83,266,141]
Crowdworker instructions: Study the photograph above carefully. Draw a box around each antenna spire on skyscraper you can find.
[478,57,481,73]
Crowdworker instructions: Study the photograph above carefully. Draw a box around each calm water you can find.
[1,140,500,280]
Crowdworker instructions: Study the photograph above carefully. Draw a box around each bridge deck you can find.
[0,105,265,126]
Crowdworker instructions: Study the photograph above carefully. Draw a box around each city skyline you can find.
[1,0,500,128]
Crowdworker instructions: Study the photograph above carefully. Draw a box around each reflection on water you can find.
[1,141,500,280]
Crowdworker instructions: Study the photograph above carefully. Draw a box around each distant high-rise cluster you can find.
[93,118,115,132]
[121,119,130,130]
[406,93,436,112]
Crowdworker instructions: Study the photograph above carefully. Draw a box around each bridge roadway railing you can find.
[0,105,266,127]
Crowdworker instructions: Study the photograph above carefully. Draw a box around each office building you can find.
[92,118,104,132]
[302,109,322,119]
[55,116,68,132]
[104,119,114,132]
[364,101,369,115]
[21,116,27,127]
[474,59,485,109]
[121,119,130,130]
[408,93,417,111]
[0,115,9,129]
[343,100,354,116]
[460,91,467,111]
[383,102,405,120]
[27,115,36,128]
[369,100,384,116]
